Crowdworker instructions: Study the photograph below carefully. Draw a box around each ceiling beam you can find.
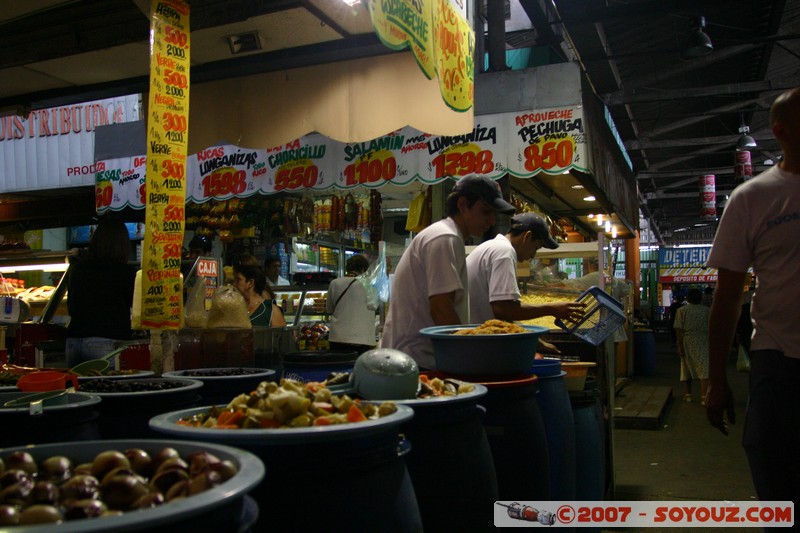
[636,165,773,180]
[603,76,800,106]
[626,129,774,150]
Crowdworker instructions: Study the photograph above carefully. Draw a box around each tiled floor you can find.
[607,333,759,532]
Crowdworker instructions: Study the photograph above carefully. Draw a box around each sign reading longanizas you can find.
[141,0,190,329]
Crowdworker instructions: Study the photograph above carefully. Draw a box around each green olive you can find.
[18,504,63,525]
[124,448,152,475]
[90,451,131,481]
[101,474,150,511]
[41,456,72,481]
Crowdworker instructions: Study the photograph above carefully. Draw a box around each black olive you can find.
[150,468,189,495]
[29,481,59,505]
[124,448,152,475]
[0,479,33,506]
[59,475,100,503]
[40,456,72,482]
[101,474,150,511]
[0,504,19,526]
[3,451,38,475]
[0,469,31,489]
[131,491,165,509]
[64,498,107,520]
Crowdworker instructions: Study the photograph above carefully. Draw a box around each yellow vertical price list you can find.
[141,0,190,329]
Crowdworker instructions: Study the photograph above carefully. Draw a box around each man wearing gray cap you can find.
[380,174,516,369]
[467,212,585,324]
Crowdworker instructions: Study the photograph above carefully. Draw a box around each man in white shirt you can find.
[706,86,800,503]
[380,174,515,369]
[265,256,290,286]
[467,212,584,325]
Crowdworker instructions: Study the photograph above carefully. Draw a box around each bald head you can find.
[770,87,800,127]
[770,87,800,171]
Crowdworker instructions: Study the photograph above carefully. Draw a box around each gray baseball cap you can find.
[452,174,516,214]
[510,213,559,249]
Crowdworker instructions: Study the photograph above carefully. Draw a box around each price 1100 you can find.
[344,157,397,185]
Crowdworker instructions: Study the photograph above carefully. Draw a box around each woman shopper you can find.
[674,288,711,404]
[66,218,136,367]
[233,255,287,327]
[326,254,376,354]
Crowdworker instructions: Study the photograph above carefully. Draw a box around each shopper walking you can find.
[674,289,710,404]
[706,87,800,504]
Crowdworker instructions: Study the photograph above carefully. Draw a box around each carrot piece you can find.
[347,404,367,423]
[313,416,332,426]
[259,419,281,429]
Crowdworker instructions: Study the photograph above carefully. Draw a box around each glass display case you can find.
[292,240,341,275]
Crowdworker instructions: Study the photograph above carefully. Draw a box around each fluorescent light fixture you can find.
[342,0,361,5]
[587,213,595,219]
[596,214,604,226]
[583,195,596,202]
[571,184,584,189]
[611,226,618,238]
[0,263,69,273]
[604,221,612,233]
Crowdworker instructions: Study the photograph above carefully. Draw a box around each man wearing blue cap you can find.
[380,174,515,369]
[467,212,584,325]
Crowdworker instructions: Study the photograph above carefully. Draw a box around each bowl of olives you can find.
[0,439,265,531]
[161,368,276,406]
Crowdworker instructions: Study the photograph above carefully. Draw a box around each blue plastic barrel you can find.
[478,375,550,501]
[633,329,657,376]
[399,387,498,532]
[570,389,605,501]
[281,350,358,382]
[535,372,576,501]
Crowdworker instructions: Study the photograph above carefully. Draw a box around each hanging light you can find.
[736,124,757,151]
[680,16,713,60]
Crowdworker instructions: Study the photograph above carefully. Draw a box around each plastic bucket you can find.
[633,329,657,376]
[150,405,421,532]
[570,389,606,502]
[162,368,277,406]
[477,374,550,501]
[397,381,498,532]
[281,350,358,382]
[79,378,203,439]
[535,371,576,501]
[17,370,79,392]
[0,391,101,447]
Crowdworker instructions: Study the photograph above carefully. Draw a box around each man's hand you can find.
[706,380,736,435]
[551,302,586,322]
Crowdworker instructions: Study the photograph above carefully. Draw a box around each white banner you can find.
[0,95,140,192]
[98,106,590,211]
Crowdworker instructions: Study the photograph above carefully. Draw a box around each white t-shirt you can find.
[326,276,376,346]
[466,234,520,324]
[707,165,800,357]
[380,217,468,369]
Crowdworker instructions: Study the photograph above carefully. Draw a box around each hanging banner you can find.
[140,0,190,330]
[734,150,753,181]
[699,174,716,221]
[99,106,589,208]
[366,0,475,111]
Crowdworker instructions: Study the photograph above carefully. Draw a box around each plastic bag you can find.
[206,285,252,329]
[360,241,391,309]
[184,277,208,328]
[405,188,430,233]
[736,344,750,373]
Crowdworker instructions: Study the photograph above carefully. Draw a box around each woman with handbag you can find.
[326,255,376,354]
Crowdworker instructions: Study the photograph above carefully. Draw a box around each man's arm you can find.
[429,292,462,325]
[707,267,748,434]
[491,300,585,322]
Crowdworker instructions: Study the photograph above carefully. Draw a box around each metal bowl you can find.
[420,324,549,376]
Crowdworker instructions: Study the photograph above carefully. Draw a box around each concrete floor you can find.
[607,332,759,532]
